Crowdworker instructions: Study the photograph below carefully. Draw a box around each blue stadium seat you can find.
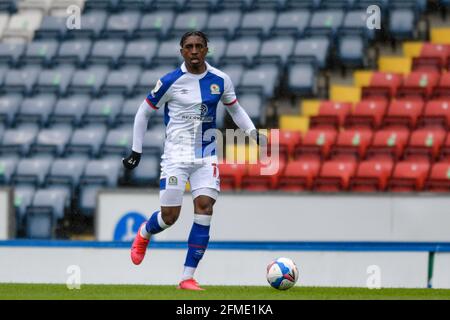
[3,65,42,95]
[153,39,184,67]
[205,10,241,39]
[237,93,265,126]
[222,37,261,67]
[21,40,59,66]
[35,15,68,40]
[0,155,18,185]
[130,154,160,186]
[151,0,186,10]
[271,10,311,37]
[216,0,254,10]
[239,64,280,98]
[31,124,73,157]
[84,0,120,10]
[0,0,17,12]
[16,93,57,126]
[341,9,376,40]
[306,9,345,37]
[87,39,126,67]
[54,39,93,67]
[119,39,159,67]
[135,10,175,40]
[142,124,165,155]
[236,10,277,38]
[101,125,133,156]
[66,124,108,157]
[68,65,109,96]
[66,10,107,38]
[49,94,90,126]
[206,37,227,66]
[255,37,295,66]
[29,188,69,221]
[285,0,320,9]
[0,42,25,66]
[134,65,175,94]
[185,0,219,11]
[288,62,317,96]
[12,156,53,187]
[221,64,244,88]
[101,66,140,96]
[34,66,75,96]
[289,37,330,68]
[337,34,366,68]
[83,94,124,126]
[103,10,142,39]
[320,0,354,9]
[46,157,88,192]
[0,93,23,126]
[14,185,36,231]
[0,124,39,156]
[389,8,416,40]
[169,10,209,38]
[116,96,142,125]
[253,0,286,10]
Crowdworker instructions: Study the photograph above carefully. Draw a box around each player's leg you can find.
[178,161,220,290]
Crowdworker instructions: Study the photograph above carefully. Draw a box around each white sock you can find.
[139,223,150,239]
[182,266,196,281]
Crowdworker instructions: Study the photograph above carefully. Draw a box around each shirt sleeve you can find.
[220,74,238,107]
[145,78,172,110]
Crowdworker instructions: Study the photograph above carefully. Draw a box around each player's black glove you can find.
[122,150,141,170]
[249,129,268,147]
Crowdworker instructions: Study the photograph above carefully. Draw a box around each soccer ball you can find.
[266,257,299,290]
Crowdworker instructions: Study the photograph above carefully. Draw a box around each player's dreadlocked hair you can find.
[180,30,209,48]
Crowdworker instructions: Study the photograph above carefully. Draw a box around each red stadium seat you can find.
[438,133,450,161]
[366,128,410,160]
[218,163,247,191]
[241,160,286,191]
[361,72,403,101]
[330,129,373,160]
[404,128,446,161]
[412,43,449,72]
[425,162,450,192]
[294,128,337,160]
[396,71,440,101]
[269,129,302,162]
[417,99,450,129]
[350,159,394,192]
[313,159,357,192]
[344,100,388,129]
[382,100,424,129]
[388,160,430,192]
[309,101,352,129]
[277,158,321,191]
[432,72,450,98]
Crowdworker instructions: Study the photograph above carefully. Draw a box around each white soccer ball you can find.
[266,257,299,290]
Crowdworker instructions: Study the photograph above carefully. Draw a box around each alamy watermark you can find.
[366,265,381,289]
[66,265,81,290]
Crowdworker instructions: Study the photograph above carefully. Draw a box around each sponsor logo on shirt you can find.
[151,79,163,97]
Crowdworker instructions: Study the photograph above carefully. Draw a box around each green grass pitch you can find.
[1,284,450,300]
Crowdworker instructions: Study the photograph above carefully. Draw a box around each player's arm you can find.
[122,99,156,170]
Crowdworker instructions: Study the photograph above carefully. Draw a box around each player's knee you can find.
[161,207,180,226]
[194,197,214,215]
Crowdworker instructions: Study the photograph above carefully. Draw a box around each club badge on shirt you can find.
[210,84,221,95]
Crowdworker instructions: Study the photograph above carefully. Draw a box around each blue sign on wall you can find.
[113,212,147,241]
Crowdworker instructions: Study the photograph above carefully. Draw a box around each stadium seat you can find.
[432,72,450,98]
[3,65,42,95]
[46,157,88,192]
[54,39,93,67]
[204,10,241,39]
[271,10,311,38]
[417,99,450,129]
[68,65,109,96]
[313,159,357,191]
[116,96,142,125]
[13,185,35,229]
[87,39,125,67]
[269,129,302,162]
[361,72,404,101]
[153,39,184,67]
[425,162,450,192]
[277,158,321,191]
[396,71,440,101]
[350,159,394,192]
[330,128,374,160]
[83,94,124,127]
[382,100,424,129]
[0,42,25,66]
[289,37,330,68]
[20,39,59,67]
[130,154,160,186]
[388,160,430,192]
[16,93,57,126]
[389,8,416,40]
[216,0,254,10]
[253,0,285,10]
[0,124,39,156]
[101,66,140,96]
[236,10,277,38]
[222,37,261,67]
[31,124,73,157]
[218,162,247,191]
[310,101,353,129]
[306,9,344,37]
[135,11,175,40]
[366,127,410,160]
[412,43,449,72]
[34,66,75,96]
[241,160,285,191]
[344,100,388,129]
[151,0,187,11]
[235,93,265,126]
[287,63,317,96]
[66,124,107,157]
[103,10,141,39]
[340,9,375,40]
[35,15,68,40]
[2,11,43,42]
[101,125,133,157]
[0,155,18,185]
[83,0,120,10]
[337,34,366,68]
[206,37,228,66]
[119,39,158,67]
[169,10,209,38]
[185,0,219,11]
[49,94,90,126]
[403,128,446,161]
[66,10,107,39]
[134,65,174,94]
[0,93,23,126]
[239,64,279,98]
[220,65,244,88]
[294,127,337,160]
[255,37,295,66]
[12,156,53,187]
[29,188,69,221]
